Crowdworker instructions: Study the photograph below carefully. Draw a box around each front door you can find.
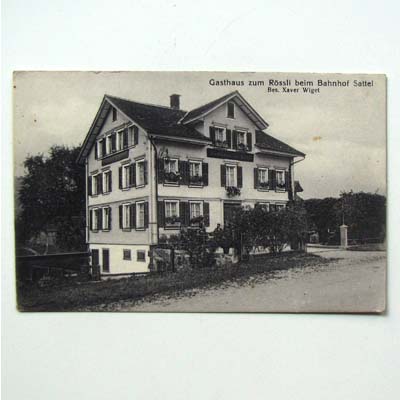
[223,202,241,225]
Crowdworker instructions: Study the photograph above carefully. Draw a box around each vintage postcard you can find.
[13,71,386,312]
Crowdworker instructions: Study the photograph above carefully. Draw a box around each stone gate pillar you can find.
[340,224,348,248]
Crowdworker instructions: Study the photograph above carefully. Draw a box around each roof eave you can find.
[255,145,305,158]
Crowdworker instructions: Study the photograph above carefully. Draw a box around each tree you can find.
[16,145,86,252]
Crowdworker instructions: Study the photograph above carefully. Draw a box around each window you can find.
[92,174,101,195]
[214,127,226,147]
[92,208,100,231]
[165,200,180,226]
[122,203,131,229]
[136,202,145,229]
[164,158,179,184]
[137,250,146,262]
[117,130,124,151]
[276,170,286,190]
[227,101,235,118]
[136,159,145,186]
[123,249,131,260]
[112,107,117,121]
[237,131,246,149]
[258,168,269,189]
[258,202,270,211]
[102,207,111,230]
[190,202,202,222]
[226,165,236,187]
[103,171,112,193]
[189,160,202,185]
[276,204,285,211]
[106,135,112,154]
[123,165,130,188]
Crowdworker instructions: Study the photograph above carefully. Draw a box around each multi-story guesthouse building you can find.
[77,91,305,275]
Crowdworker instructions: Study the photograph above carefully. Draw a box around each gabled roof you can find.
[180,90,269,130]
[255,130,305,157]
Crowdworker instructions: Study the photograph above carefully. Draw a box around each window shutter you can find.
[133,126,139,145]
[119,167,122,189]
[254,168,258,189]
[203,202,210,227]
[88,176,92,196]
[130,203,136,229]
[98,209,103,230]
[123,128,128,148]
[98,174,103,194]
[247,132,252,151]
[285,171,290,192]
[144,202,149,228]
[94,142,98,159]
[157,159,164,183]
[180,202,189,226]
[226,129,232,148]
[129,164,136,187]
[119,205,123,229]
[158,201,165,227]
[111,133,116,152]
[179,160,188,185]
[202,163,209,186]
[209,126,215,144]
[237,166,243,188]
[232,130,238,150]
[101,139,106,156]
[271,170,277,190]
[220,165,226,187]
[108,207,112,230]
[89,209,93,230]
[143,160,148,185]
[109,171,112,192]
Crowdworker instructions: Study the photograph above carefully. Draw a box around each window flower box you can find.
[258,181,270,189]
[164,171,182,183]
[189,175,203,185]
[164,216,181,227]
[226,186,241,197]
[215,140,229,149]
[189,216,204,226]
[237,143,248,152]
[276,182,286,190]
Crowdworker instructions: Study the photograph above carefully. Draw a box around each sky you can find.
[13,71,386,199]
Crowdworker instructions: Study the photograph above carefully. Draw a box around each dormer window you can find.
[227,101,235,118]
[112,107,117,121]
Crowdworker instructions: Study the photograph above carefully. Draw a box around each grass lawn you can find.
[17,252,333,312]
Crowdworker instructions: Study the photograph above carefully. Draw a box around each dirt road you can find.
[95,249,386,313]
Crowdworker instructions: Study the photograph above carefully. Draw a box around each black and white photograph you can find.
[14,71,386,312]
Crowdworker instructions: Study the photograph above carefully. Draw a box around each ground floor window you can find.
[189,201,202,224]
[257,202,270,211]
[276,204,285,211]
[137,250,146,262]
[165,200,180,226]
[123,249,131,260]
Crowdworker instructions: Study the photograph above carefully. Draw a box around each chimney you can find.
[170,94,180,110]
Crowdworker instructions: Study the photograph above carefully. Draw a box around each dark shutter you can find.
[237,166,243,188]
[89,209,93,230]
[209,126,215,144]
[247,132,252,151]
[109,171,112,192]
[232,131,238,150]
[98,209,103,230]
[285,171,290,192]
[226,129,232,148]
[129,164,136,187]
[108,207,112,230]
[271,170,277,191]
[111,133,116,152]
[98,174,103,194]
[101,139,106,156]
[143,160,148,185]
[119,205,123,229]
[88,176,92,196]
[157,159,164,183]
[180,202,189,226]
[130,203,136,229]
[123,128,128,148]
[94,142,98,159]
[158,201,165,227]
[202,163,209,186]
[179,160,188,185]
[133,126,139,145]
[220,164,226,187]
[203,202,210,227]
[102,249,110,273]
[254,168,258,189]
[119,166,122,189]
[144,202,149,228]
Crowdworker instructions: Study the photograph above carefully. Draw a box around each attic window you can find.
[112,107,117,121]
[227,102,235,118]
